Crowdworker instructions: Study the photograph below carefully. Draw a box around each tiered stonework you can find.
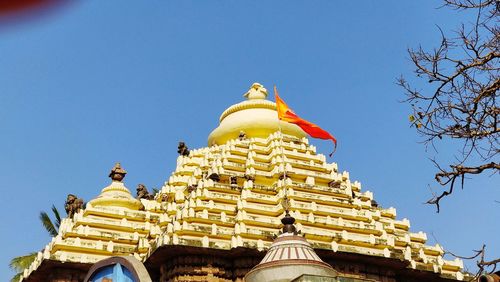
[21,164,167,281]
[21,83,466,282]
[149,131,463,281]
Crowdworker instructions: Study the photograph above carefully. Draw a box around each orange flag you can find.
[275,86,337,156]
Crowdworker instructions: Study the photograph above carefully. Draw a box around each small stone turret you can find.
[245,212,338,282]
[87,163,143,210]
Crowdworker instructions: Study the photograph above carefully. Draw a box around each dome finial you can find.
[243,82,267,100]
[208,83,306,145]
[280,196,298,234]
[109,162,127,182]
[89,162,143,210]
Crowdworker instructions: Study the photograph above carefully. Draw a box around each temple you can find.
[19,83,468,281]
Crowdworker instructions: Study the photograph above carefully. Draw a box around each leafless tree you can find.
[398,0,499,211]
[398,0,498,277]
[446,244,500,280]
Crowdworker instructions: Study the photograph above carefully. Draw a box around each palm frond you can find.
[10,272,23,282]
[51,204,61,230]
[39,211,58,237]
[9,252,37,272]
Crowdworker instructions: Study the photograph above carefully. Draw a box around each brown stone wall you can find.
[158,255,261,282]
[37,268,86,282]
[158,256,400,282]
[328,260,397,282]
[154,249,457,282]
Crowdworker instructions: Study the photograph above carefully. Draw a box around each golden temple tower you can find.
[20,83,467,282]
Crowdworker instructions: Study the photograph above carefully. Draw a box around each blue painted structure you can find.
[89,263,135,282]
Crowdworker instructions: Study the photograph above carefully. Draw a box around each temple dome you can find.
[87,181,143,210]
[87,163,143,210]
[208,83,306,145]
[245,213,338,282]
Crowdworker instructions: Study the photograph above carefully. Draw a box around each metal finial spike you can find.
[281,196,291,213]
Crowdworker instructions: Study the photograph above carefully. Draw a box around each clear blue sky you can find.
[1,1,498,280]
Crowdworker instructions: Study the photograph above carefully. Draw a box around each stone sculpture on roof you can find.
[177,141,190,156]
[136,184,154,200]
[64,194,84,219]
[108,162,126,182]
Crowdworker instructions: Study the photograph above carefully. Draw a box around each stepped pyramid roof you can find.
[21,83,466,281]
[20,164,166,281]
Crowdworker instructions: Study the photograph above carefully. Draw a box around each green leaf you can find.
[51,205,61,231]
[10,272,23,282]
[409,114,415,122]
[9,252,37,273]
[39,211,58,237]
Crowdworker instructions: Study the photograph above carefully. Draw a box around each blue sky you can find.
[0,1,498,280]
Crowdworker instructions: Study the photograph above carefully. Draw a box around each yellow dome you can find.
[208,83,306,145]
[87,181,143,210]
[87,163,143,210]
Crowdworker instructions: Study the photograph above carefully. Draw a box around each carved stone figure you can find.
[109,162,127,182]
[158,193,168,202]
[136,184,154,200]
[238,131,247,140]
[177,142,190,156]
[230,176,238,187]
[65,194,84,218]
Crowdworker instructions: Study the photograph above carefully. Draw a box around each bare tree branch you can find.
[397,0,499,211]
[432,236,499,279]
[399,2,499,279]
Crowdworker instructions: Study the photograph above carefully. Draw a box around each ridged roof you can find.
[245,232,338,282]
[259,234,328,266]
